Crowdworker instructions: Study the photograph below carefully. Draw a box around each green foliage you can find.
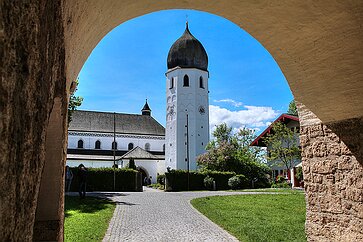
[228,175,247,190]
[157,174,165,185]
[191,194,306,242]
[197,123,270,187]
[165,169,235,191]
[295,166,304,181]
[127,158,137,170]
[287,99,298,116]
[64,196,115,242]
[264,122,301,173]
[271,182,291,188]
[203,176,215,190]
[69,167,140,192]
[68,79,83,125]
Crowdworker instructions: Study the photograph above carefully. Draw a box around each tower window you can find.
[170,77,174,89]
[112,141,117,150]
[183,75,189,87]
[77,140,84,149]
[128,143,134,150]
[199,76,204,88]
[95,140,101,149]
[163,144,165,152]
[145,143,150,151]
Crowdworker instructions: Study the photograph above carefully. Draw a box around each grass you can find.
[64,196,116,242]
[234,188,305,194]
[191,193,306,242]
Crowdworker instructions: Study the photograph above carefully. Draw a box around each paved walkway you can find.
[88,188,267,242]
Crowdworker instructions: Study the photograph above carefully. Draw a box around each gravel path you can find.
[86,188,268,242]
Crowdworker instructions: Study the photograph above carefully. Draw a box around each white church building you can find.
[67,23,210,182]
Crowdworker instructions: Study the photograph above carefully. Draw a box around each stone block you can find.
[312,141,327,157]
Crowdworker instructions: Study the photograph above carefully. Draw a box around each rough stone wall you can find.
[0,1,66,241]
[298,103,363,241]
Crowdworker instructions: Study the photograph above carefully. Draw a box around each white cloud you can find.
[213,98,243,107]
[209,104,278,135]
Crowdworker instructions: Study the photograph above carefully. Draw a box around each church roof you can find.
[141,100,151,112]
[120,146,159,160]
[69,110,165,136]
[167,22,208,71]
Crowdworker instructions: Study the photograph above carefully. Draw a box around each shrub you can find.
[228,175,247,190]
[157,174,166,185]
[204,176,215,190]
[271,182,291,188]
[69,167,141,192]
[165,169,235,191]
[127,158,137,170]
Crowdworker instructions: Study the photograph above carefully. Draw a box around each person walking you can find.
[78,164,87,199]
[65,165,73,192]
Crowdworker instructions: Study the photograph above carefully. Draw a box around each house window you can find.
[170,77,174,89]
[199,76,204,88]
[95,140,101,149]
[77,140,84,149]
[128,143,134,150]
[145,143,150,151]
[112,141,117,150]
[183,75,189,87]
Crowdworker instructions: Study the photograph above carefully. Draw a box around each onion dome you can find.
[141,99,151,116]
[167,22,208,71]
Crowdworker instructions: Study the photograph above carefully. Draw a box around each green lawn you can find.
[234,188,304,194]
[191,193,306,242]
[64,196,116,242]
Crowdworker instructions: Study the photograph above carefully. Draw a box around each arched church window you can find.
[77,139,84,148]
[112,141,118,150]
[199,76,204,88]
[95,140,101,149]
[170,77,174,89]
[128,143,134,150]
[183,75,189,87]
[145,143,150,151]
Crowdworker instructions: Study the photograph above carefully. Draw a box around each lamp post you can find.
[185,110,190,191]
[113,112,116,191]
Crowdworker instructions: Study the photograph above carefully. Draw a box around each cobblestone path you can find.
[93,189,262,242]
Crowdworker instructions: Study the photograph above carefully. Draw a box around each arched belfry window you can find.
[145,143,150,151]
[112,141,117,150]
[128,143,134,150]
[77,140,84,149]
[183,75,189,87]
[199,76,204,88]
[95,140,101,149]
[170,77,174,89]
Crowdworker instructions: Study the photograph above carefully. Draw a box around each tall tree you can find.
[263,121,301,180]
[197,123,270,184]
[68,79,83,125]
[287,99,298,116]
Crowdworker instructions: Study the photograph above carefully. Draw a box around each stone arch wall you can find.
[1,1,362,241]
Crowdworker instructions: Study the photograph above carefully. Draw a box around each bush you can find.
[271,182,291,188]
[69,167,141,192]
[228,175,247,190]
[157,174,166,185]
[165,169,235,191]
[204,176,215,190]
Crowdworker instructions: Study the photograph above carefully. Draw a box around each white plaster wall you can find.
[68,132,165,151]
[165,68,209,171]
[66,159,114,168]
[123,159,161,184]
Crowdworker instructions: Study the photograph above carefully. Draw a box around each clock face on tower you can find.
[198,106,206,115]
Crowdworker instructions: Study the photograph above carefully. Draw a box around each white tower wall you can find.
[165,68,209,171]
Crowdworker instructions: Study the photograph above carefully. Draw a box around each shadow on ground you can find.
[64,196,115,218]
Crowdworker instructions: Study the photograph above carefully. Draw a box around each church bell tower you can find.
[165,23,209,171]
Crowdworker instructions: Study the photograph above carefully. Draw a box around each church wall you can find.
[165,68,209,171]
[68,132,165,152]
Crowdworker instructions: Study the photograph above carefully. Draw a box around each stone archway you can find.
[1,1,362,241]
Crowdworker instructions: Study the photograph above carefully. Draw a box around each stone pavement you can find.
[88,188,267,242]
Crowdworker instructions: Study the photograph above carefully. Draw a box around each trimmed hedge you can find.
[165,170,235,191]
[69,167,142,192]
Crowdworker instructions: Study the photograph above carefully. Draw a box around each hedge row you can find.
[69,167,142,192]
[165,170,236,191]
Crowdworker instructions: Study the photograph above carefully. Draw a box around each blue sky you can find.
[77,10,293,135]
